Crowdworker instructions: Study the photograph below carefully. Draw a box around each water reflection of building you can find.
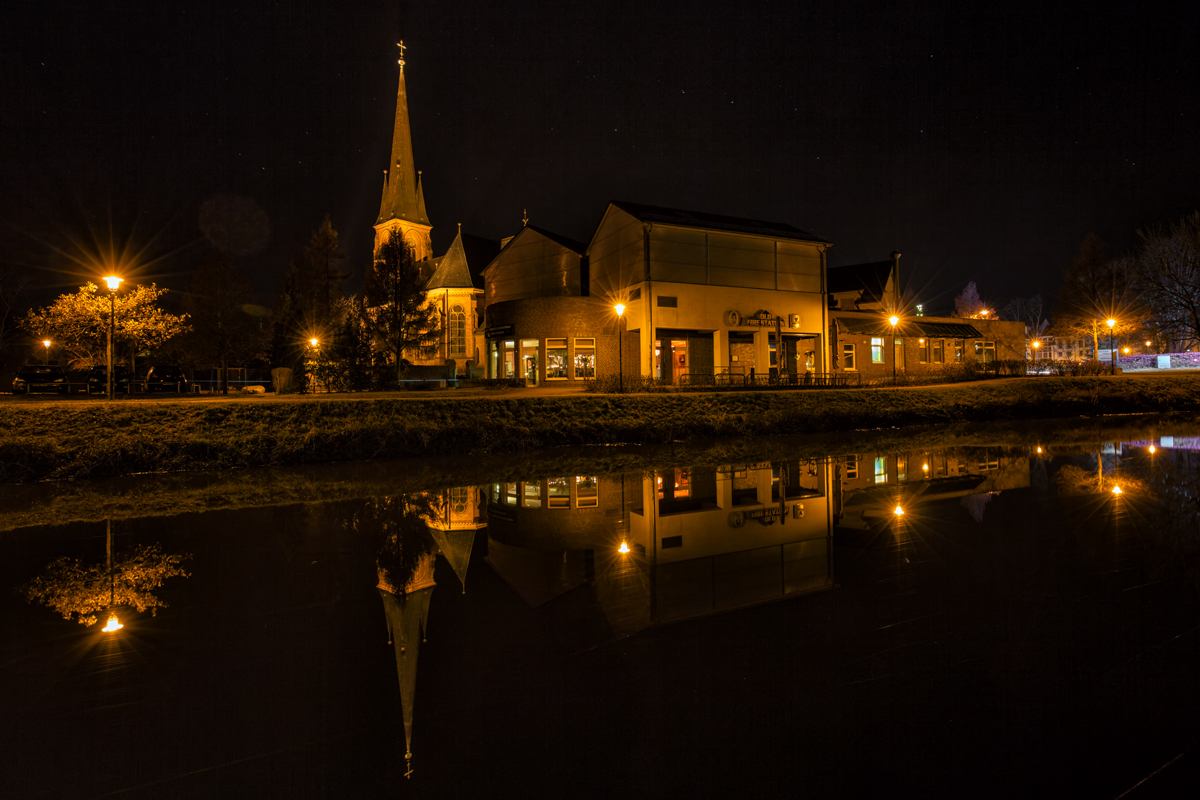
[834,447,1031,529]
[375,487,486,776]
[485,463,836,644]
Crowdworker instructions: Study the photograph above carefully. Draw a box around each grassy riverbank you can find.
[2,374,1199,483]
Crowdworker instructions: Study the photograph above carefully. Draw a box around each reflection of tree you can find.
[344,494,437,595]
[23,542,190,627]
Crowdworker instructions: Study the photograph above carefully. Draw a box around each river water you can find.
[2,423,1200,798]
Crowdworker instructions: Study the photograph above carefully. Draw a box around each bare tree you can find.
[1053,234,1144,354]
[1131,212,1200,352]
[951,282,987,318]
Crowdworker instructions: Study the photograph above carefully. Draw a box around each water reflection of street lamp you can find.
[103,519,123,632]
[893,505,904,516]
[1111,485,1123,495]
[42,339,51,365]
[1106,318,1116,375]
[614,304,626,393]
[103,276,123,400]
[618,541,630,554]
[887,315,900,383]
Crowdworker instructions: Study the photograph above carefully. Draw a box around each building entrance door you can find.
[520,338,539,385]
[894,338,905,372]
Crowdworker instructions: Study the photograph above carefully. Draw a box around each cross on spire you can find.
[397,40,406,71]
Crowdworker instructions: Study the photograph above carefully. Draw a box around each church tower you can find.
[374,42,432,263]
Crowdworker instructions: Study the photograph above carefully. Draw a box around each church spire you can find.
[376,41,430,228]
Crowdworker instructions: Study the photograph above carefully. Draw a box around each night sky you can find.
[3,0,1197,313]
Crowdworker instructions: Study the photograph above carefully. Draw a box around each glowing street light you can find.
[102,276,123,401]
[614,303,626,393]
[1111,485,1123,495]
[42,339,51,365]
[887,315,900,383]
[618,541,630,553]
[310,338,319,348]
[893,505,904,516]
[102,615,123,632]
[1149,445,1157,454]
[1106,318,1117,375]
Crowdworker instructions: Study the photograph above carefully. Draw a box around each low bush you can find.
[583,375,673,393]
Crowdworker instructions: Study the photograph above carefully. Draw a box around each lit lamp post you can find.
[42,339,51,365]
[1106,318,1117,375]
[103,276,123,401]
[308,338,319,394]
[614,303,626,393]
[888,315,900,383]
[1032,340,1041,361]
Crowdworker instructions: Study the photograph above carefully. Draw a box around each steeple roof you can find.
[378,556,436,770]
[426,225,477,290]
[376,47,430,227]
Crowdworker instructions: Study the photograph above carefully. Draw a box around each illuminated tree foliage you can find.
[22,544,191,627]
[367,236,440,383]
[23,282,190,369]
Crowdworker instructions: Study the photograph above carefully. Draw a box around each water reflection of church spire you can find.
[377,553,435,776]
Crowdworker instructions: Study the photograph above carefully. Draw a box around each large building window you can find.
[871,337,884,363]
[546,338,568,379]
[919,339,930,363]
[574,338,596,378]
[933,339,944,364]
[449,304,467,354]
[975,341,995,363]
[548,477,570,507]
[954,340,964,362]
[843,344,856,370]
[576,476,598,507]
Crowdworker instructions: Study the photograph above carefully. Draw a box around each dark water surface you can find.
[3,426,1200,798]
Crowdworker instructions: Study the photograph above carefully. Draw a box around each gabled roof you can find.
[827,261,892,302]
[426,227,497,291]
[608,200,831,244]
[487,224,587,276]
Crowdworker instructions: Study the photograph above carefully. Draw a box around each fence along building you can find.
[587,201,832,383]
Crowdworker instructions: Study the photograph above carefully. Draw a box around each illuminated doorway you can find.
[520,339,539,385]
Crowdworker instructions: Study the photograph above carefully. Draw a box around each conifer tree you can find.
[367,236,440,384]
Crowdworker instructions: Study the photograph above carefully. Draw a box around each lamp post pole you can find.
[42,340,50,365]
[103,276,122,401]
[614,304,626,393]
[1106,318,1117,375]
[888,315,900,384]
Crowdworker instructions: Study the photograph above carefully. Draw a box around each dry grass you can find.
[1,374,1198,484]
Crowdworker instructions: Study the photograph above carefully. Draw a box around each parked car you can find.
[145,365,189,393]
[85,365,130,395]
[12,365,67,395]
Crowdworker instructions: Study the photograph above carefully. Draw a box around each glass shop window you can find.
[522,481,542,508]
[574,338,596,378]
[546,338,568,379]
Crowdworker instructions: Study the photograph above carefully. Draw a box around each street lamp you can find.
[1032,340,1041,360]
[42,339,51,365]
[1106,318,1116,375]
[888,315,900,383]
[614,303,626,393]
[103,276,123,400]
[308,338,319,394]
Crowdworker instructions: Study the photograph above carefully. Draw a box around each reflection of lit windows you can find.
[491,482,502,502]
[522,481,542,508]
[576,476,598,507]
[546,338,568,379]
[846,455,858,479]
[450,487,469,514]
[979,456,999,471]
[871,337,884,363]
[548,477,570,508]
[505,482,518,505]
[897,456,907,482]
[574,338,596,378]
[874,457,887,484]
[656,468,690,499]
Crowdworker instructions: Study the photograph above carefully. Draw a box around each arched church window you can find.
[450,487,469,515]
[450,304,467,354]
